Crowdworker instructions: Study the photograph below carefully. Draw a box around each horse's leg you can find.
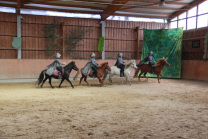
[108,73,113,85]
[84,77,90,86]
[144,72,148,81]
[79,75,84,85]
[58,78,65,88]
[138,72,143,81]
[98,77,103,87]
[126,75,131,85]
[157,74,160,83]
[134,69,139,78]
[40,76,48,88]
[48,77,54,88]
[159,73,163,79]
[66,78,74,89]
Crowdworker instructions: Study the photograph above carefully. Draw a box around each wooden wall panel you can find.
[182,27,208,60]
[0,12,165,60]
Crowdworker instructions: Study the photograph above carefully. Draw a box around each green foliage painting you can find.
[141,28,183,78]
[98,36,104,52]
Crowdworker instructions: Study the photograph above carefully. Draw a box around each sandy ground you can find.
[0,78,208,139]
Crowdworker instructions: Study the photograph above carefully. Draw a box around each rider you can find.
[55,53,66,78]
[143,51,156,74]
[115,52,125,77]
[89,52,99,77]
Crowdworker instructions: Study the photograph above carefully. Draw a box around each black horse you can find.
[36,61,79,88]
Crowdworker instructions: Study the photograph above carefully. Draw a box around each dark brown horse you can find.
[134,57,170,83]
[76,62,111,87]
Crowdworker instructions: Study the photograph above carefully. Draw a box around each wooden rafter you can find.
[21,5,102,14]
[170,0,206,19]
[120,5,180,11]
[113,13,169,19]
[118,10,172,15]
[17,0,21,14]
[101,0,130,21]
[23,0,58,4]
[22,2,103,10]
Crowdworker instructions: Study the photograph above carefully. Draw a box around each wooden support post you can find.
[101,21,105,59]
[136,26,140,60]
[17,0,21,59]
[62,22,65,59]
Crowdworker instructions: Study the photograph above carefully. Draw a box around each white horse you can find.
[103,60,138,85]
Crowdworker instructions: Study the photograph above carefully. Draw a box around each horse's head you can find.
[131,60,138,69]
[161,57,170,66]
[72,61,79,71]
[126,60,138,69]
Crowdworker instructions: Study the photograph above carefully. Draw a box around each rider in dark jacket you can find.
[115,52,125,77]
[138,51,156,73]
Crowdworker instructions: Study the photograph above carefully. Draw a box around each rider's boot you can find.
[151,67,154,74]
[58,71,62,79]
[120,70,124,77]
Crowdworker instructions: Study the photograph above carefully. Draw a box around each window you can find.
[188,6,197,17]
[171,17,177,22]
[198,14,208,28]
[187,17,196,30]
[179,12,186,19]
[178,19,186,30]
[170,21,177,28]
[198,1,208,15]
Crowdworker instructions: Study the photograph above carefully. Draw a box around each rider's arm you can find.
[57,59,65,65]
[92,58,98,66]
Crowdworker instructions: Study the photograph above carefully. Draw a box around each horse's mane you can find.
[125,60,135,69]
[97,62,108,68]
[153,59,164,67]
[64,61,75,70]
[125,60,132,69]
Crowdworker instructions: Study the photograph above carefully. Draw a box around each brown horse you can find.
[134,57,170,83]
[78,62,111,87]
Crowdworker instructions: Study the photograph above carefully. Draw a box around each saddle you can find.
[53,69,64,76]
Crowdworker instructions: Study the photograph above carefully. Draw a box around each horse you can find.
[36,61,79,88]
[133,57,170,83]
[75,62,111,87]
[103,60,138,85]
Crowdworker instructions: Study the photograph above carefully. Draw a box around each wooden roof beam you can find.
[17,0,21,14]
[101,0,130,21]
[113,13,170,19]
[120,5,180,11]
[22,2,103,10]
[21,5,102,14]
[23,0,58,4]
[170,0,206,19]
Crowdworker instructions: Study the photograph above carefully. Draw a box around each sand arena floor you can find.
[0,78,208,139]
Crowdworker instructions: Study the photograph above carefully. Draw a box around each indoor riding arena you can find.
[0,0,208,139]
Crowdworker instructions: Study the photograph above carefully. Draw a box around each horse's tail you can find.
[133,64,141,78]
[102,69,109,81]
[73,69,81,80]
[36,70,45,86]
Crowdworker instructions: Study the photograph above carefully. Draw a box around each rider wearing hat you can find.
[89,52,99,77]
[55,53,66,78]
[138,51,156,73]
[115,52,125,77]
[45,53,66,79]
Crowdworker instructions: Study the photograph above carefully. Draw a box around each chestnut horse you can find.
[134,57,170,83]
[76,62,111,87]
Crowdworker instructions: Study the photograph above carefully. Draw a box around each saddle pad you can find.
[54,69,64,76]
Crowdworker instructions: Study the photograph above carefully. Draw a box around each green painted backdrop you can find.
[141,28,183,78]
